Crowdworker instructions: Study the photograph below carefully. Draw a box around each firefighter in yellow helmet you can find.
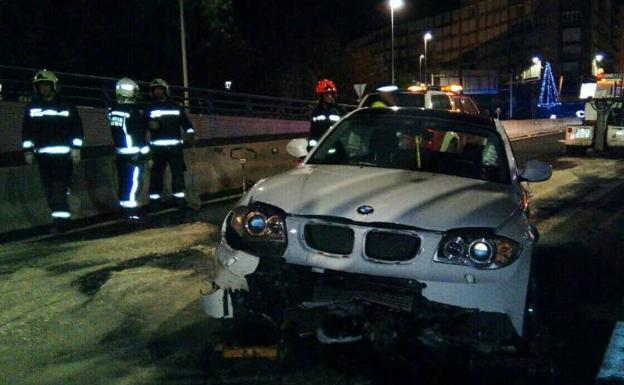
[144,78,195,209]
[21,70,84,230]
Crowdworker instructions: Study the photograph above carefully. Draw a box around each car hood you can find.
[246,165,521,232]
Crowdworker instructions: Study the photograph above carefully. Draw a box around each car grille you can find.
[365,231,421,262]
[304,224,354,255]
[313,285,414,312]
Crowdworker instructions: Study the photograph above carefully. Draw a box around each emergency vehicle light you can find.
[407,84,428,92]
[441,84,463,93]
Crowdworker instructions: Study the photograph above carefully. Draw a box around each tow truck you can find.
[565,74,624,155]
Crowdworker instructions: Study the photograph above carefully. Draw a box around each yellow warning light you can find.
[441,84,463,93]
[408,84,428,92]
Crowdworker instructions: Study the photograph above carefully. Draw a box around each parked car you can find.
[358,85,480,115]
[359,86,481,154]
[203,107,551,354]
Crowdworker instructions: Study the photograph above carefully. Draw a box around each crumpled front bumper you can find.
[202,235,530,338]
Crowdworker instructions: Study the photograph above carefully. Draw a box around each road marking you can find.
[597,321,624,383]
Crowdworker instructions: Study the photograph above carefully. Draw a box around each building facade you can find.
[349,0,620,117]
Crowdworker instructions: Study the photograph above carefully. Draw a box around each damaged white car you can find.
[203,108,552,353]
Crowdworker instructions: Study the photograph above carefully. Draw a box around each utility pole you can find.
[179,0,190,108]
[509,73,513,119]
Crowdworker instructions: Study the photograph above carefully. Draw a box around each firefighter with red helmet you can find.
[309,79,344,146]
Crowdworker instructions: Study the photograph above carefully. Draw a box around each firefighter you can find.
[144,78,195,208]
[371,84,398,108]
[309,79,343,146]
[108,77,150,221]
[22,70,84,228]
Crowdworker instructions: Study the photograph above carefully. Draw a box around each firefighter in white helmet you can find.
[108,77,151,222]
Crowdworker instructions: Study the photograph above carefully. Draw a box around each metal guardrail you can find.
[0,65,355,120]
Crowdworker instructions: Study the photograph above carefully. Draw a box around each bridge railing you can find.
[0,65,355,121]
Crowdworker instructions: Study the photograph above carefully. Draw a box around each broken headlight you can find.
[435,229,521,269]
[224,202,287,257]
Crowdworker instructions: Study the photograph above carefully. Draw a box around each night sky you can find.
[0,0,619,99]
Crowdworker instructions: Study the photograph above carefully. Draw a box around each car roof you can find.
[363,90,448,97]
[350,107,495,130]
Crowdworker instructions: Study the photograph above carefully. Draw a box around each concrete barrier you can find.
[0,101,574,235]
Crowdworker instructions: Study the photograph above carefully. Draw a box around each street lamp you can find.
[419,54,425,83]
[593,54,605,77]
[179,0,190,108]
[389,0,404,84]
[424,32,433,85]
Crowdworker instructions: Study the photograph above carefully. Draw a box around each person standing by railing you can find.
[108,78,151,223]
[144,78,195,209]
[21,70,84,231]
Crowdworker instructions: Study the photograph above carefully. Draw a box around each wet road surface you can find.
[1,154,624,385]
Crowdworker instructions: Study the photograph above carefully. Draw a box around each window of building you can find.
[561,10,581,23]
[562,44,582,56]
[478,1,486,14]
[562,28,581,42]
[501,9,508,23]
[479,30,488,42]
[561,62,580,74]
[468,19,476,31]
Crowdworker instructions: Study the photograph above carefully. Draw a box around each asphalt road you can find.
[1,153,624,385]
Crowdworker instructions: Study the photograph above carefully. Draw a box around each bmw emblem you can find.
[357,205,374,215]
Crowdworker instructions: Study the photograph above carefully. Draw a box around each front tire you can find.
[565,145,587,156]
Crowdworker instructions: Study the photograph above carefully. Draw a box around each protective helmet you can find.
[150,78,170,96]
[315,79,337,97]
[115,77,140,103]
[33,69,59,92]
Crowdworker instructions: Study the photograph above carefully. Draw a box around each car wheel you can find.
[522,273,539,345]
[565,145,587,156]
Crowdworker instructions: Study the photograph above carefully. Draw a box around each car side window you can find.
[462,98,479,115]
[431,94,452,111]
[452,97,464,112]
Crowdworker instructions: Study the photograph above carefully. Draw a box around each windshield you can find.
[360,92,425,108]
[307,113,509,183]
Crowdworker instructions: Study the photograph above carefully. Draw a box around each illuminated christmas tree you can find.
[537,62,561,108]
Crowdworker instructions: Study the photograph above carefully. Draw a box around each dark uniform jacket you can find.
[22,96,84,152]
[309,103,344,141]
[144,99,194,145]
[108,103,149,155]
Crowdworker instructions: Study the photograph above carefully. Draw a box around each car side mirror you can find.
[286,138,309,158]
[519,160,552,182]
